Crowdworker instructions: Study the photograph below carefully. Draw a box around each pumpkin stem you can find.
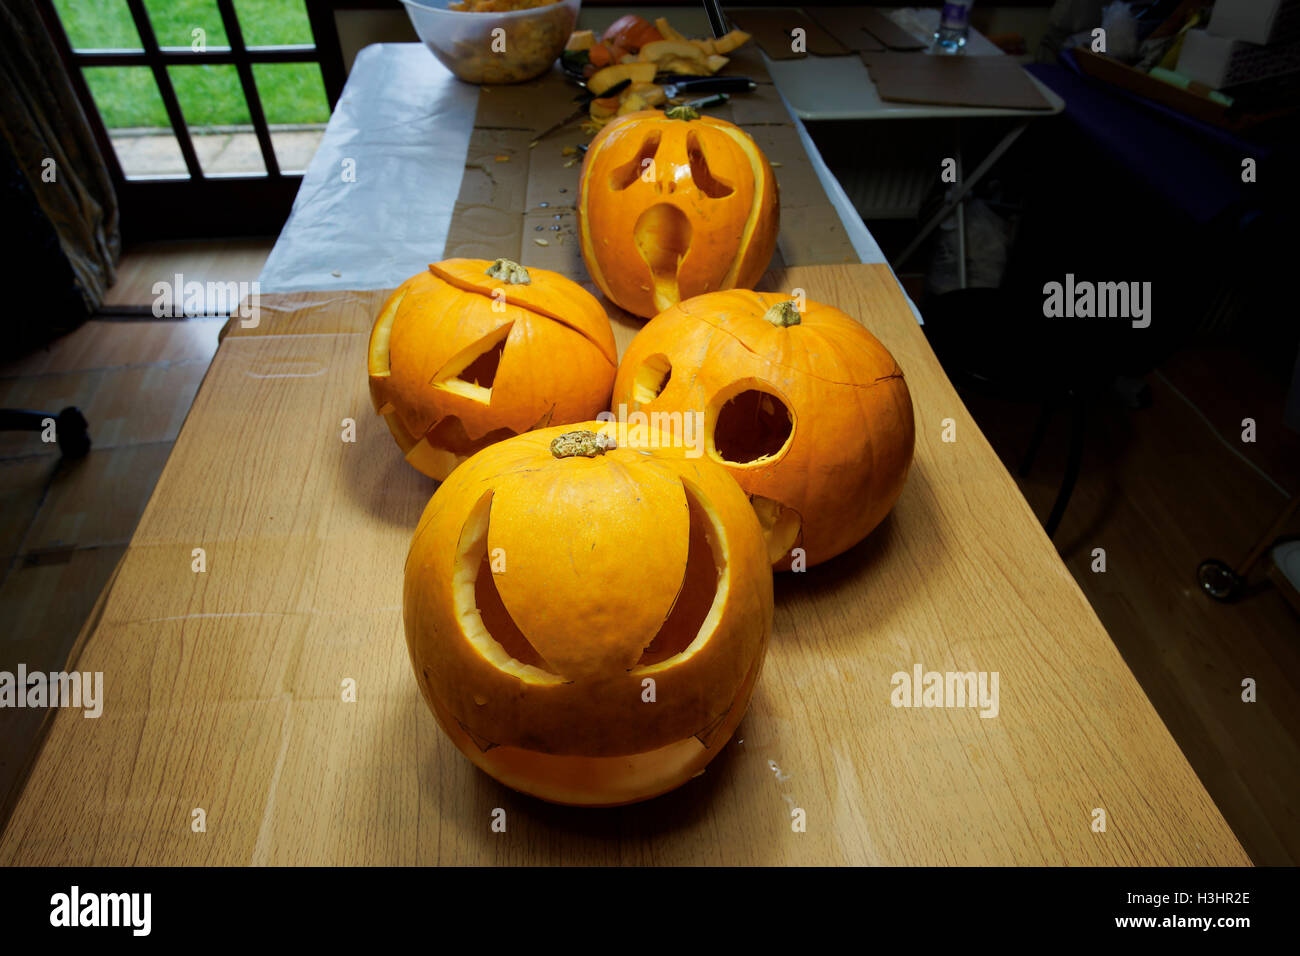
[550,430,617,459]
[665,104,700,121]
[485,258,531,285]
[763,300,802,327]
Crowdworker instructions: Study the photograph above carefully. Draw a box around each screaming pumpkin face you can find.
[612,290,916,569]
[403,423,772,806]
[368,258,617,480]
[578,106,779,319]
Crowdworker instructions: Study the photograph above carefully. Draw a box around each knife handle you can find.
[670,76,757,95]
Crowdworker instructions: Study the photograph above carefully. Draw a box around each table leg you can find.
[895,118,1031,271]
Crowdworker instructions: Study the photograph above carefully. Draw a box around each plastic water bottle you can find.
[934,1,974,53]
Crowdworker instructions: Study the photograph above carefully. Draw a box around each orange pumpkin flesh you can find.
[404,422,772,806]
[368,258,617,480]
[612,291,916,569]
[578,108,779,319]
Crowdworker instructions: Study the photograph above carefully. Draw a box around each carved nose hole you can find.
[634,204,691,312]
[687,132,734,199]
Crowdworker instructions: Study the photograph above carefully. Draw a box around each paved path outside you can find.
[109,126,325,178]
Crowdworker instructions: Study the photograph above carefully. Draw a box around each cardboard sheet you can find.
[803,6,888,52]
[862,52,1055,110]
[726,8,852,59]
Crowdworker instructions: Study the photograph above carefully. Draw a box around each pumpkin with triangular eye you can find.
[368,258,617,480]
[404,423,772,806]
[578,106,779,319]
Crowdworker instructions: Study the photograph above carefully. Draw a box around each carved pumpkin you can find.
[578,106,779,319]
[368,258,617,480]
[404,423,772,806]
[611,290,915,569]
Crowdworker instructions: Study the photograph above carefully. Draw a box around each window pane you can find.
[142,0,229,50]
[52,0,143,51]
[82,67,188,179]
[168,65,267,176]
[252,63,329,173]
[234,0,314,46]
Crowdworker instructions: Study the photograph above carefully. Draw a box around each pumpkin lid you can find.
[429,258,618,366]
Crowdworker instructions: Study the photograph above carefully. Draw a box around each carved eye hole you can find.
[686,132,734,199]
[610,131,662,191]
[432,322,513,403]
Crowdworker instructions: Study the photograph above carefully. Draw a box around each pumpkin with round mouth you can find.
[368,258,617,480]
[578,106,779,319]
[611,290,915,569]
[404,423,772,806]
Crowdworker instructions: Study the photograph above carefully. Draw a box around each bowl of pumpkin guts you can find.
[401,0,581,85]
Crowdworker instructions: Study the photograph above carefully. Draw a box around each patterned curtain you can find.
[0,0,120,313]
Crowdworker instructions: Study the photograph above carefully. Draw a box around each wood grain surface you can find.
[0,265,1249,865]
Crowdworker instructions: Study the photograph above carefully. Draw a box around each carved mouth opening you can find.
[633,353,672,406]
[635,484,725,669]
[404,415,521,480]
[634,204,691,311]
[610,131,662,191]
[426,415,517,456]
[687,133,734,199]
[712,388,793,464]
[432,322,513,403]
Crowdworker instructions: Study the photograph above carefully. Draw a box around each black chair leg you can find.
[1019,400,1055,478]
[0,406,90,458]
[1044,395,1085,539]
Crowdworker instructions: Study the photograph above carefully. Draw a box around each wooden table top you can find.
[0,265,1249,865]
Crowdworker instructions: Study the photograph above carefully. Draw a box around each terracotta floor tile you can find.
[23,443,172,553]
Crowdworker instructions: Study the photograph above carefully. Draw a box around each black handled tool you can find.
[663,76,756,98]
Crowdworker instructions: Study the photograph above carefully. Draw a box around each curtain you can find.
[0,0,120,313]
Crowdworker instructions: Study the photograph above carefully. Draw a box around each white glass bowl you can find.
[401,0,581,85]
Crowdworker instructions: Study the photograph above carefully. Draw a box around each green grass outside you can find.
[54,0,329,128]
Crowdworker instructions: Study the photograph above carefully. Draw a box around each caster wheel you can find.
[1198,558,1241,602]
[55,406,90,459]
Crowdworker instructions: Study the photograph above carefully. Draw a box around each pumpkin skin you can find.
[368,258,617,480]
[578,108,779,319]
[611,290,915,569]
[404,422,772,806]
